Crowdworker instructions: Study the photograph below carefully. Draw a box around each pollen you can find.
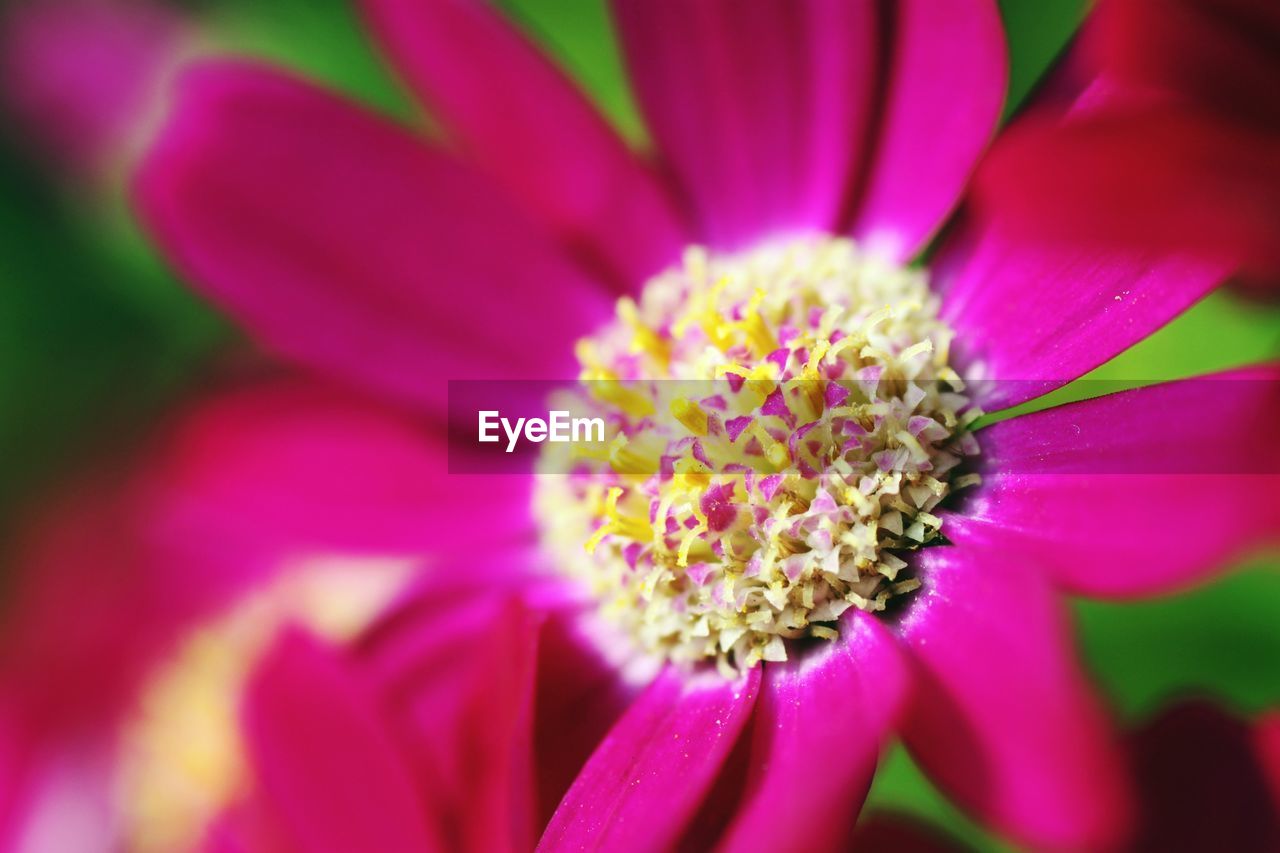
[534,238,981,671]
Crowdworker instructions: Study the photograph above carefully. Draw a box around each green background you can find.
[1,1,1276,848]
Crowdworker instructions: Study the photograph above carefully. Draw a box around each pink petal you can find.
[718,613,906,852]
[538,666,760,851]
[973,106,1280,275]
[361,0,689,288]
[850,0,1007,261]
[937,215,1229,410]
[1128,700,1280,852]
[1256,711,1280,813]
[848,812,965,852]
[200,793,293,853]
[0,0,189,181]
[148,374,534,557]
[136,60,612,414]
[0,377,444,740]
[243,628,444,852]
[1098,0,1280,122]
[532,613,636,826]
[610,0,879,249]
[362,594,543,851]
[897,539,1132,849]
[960,365,1280,597]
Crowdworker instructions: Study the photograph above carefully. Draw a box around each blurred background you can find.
[1,0,1278,848]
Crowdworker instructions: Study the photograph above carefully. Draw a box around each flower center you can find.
[534,238,981,673]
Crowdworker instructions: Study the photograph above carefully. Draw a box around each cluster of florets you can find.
[535,239,981,672]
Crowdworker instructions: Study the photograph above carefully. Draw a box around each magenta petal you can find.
[1129,701,1280,852]
[149,375,533,557]
[1256,712,1280,814]
[538,666,760,851]
[850,0,1006,261]
[0,0,188,180]
[362,0,688,288]
[357,592,544,852]
[611,0,878,249]
[532,613,636,827]
[719,613,906,852]
[961,365,1280,597]
[898,540,1132,849]
[937,217,1229,410]
[848,812,965,853]
[243,628,442,853]
[972,105,1280,275]
[1099,0,1280,122]
[136,60,612,413]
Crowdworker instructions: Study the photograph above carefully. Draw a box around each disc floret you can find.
[535,238,980,672]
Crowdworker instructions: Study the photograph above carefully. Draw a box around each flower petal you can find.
[1256,711,1280,812]
[0,376,474,741]
[353,591,544,852]
[850,0,1006,261]
[0,0,189,180]
[718,612,906,852]
[147,374,534,557]
[532,613,636,827]
[538,666,760,852]
[896,538,1132,849]
[1129,700,1280,852]
[973,106,1280,274]
[242,628,443,853]
[937,216,1229,410]
[610,0,879,249]
[136,60,612,413]
[361,0,689,288]
[848,812,965,852]
[960,365,1280,597]
[1099,0,1280,122]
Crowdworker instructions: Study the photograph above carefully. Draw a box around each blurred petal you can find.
[362,0,689,288]
[974,108,1280,273]
[136,60,612,413]
[718,613,905,852]
[897,539,1132,849]
[354,592,543,851]
[539,666,760,852]
[531,614,635,826]
[0,0,189,180]
[1098,0,1280,123]
[1256,712,1280,812]
[850,0,1006,261]
[1129,701,1280,852]
[148,374,534,557]
[958,366,1280,597]
[848,812,965,853]
[610,0,879,249]
[937,217,1228,410]
[0,736,115,853]
[243,628,443,852]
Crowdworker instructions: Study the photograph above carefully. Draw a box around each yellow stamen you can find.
[670,397,709,436]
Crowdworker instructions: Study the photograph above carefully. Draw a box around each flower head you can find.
[539,239,980,671]
[8,0,1277,850]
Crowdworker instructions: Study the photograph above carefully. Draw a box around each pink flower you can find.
[0,378,429,851]
[87,0,1280,849]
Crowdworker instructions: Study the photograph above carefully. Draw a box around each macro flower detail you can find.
[538,239,981,670]
[78,0,1280,849]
